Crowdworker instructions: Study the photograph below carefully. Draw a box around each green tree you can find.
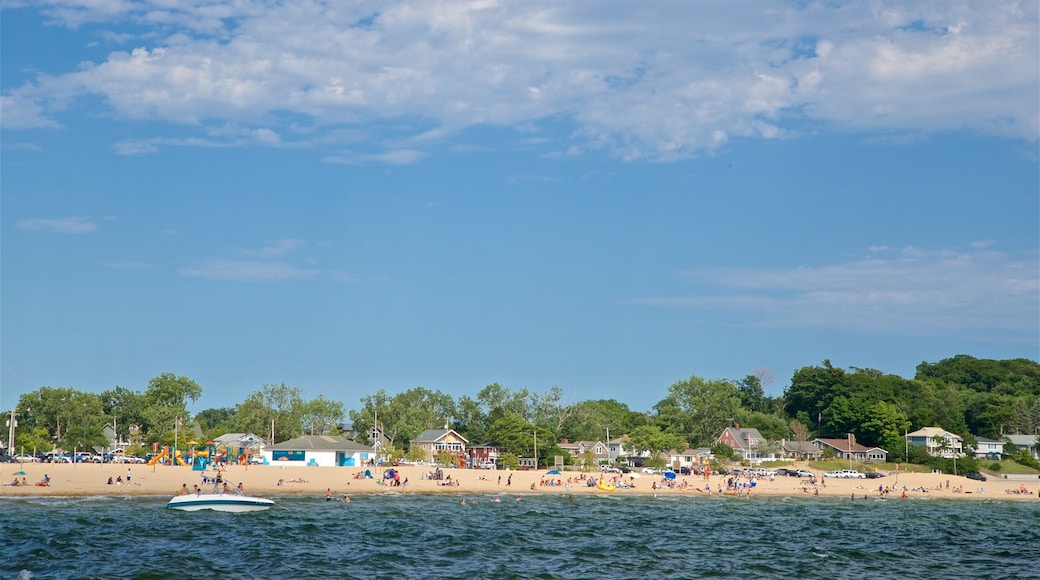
[195,407,236,439]
[665,375,742,447]
[141,373,203,443]
[860,401,910,461]
[300,395,345,435]
[486,412,555,467]
[234,383,304,443]
[627,424,683,467]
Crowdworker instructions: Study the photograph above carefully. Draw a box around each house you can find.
[665,447,713,471]
[781,440,822,461]
[411,426,469,465]
[608,435,650,466]
[213,433,267,463]
[905,427,964,458]
[468,443,502,468]
[1004,434,1040,460]
[558,439,610,467]
[972,436,1003,460]
[813,435,888,463]
[265,435,374,467]
[717,426,776,463]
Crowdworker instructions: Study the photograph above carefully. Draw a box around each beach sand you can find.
[2,462,1037,502]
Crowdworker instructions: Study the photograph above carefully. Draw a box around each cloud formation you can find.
[16,216,97,234]
[3,0,1036,160]
[637,245,1039,342]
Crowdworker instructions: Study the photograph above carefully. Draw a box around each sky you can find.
[2,1,1038,416]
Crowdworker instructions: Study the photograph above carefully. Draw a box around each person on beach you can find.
[107,477,114,485]
[507,474,512,487]
[326,488,333,501]
[126,469,131,483]
[236,482,245,495]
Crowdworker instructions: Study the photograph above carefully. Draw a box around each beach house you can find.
[1004,434,1040,460]
[905,427,964,457]
[265,435,375,467]
[557,439,610,467]
[813,435,888,463]
[411,426,469,465]
[972,436,1003,460]
[716,426,777,464]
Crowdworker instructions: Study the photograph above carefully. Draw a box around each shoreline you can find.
[2,463,1037,502]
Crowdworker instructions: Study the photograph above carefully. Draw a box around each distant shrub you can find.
[989,462,1002,472]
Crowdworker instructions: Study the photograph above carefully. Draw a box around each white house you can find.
[973,436,1003,459]
[266,435,375,467]
[906,427,964,458]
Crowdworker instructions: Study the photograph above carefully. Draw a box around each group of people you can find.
[175,480,245,496]
[6,475,48,487]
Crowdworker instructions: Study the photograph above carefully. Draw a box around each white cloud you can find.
[16,216,97,233]
[4,0,1037,159]
[179,258,320,282]
[637,245,1039,342]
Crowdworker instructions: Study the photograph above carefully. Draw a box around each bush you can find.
[989,461,1002,472]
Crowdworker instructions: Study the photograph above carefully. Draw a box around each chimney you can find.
[561,438,569,444]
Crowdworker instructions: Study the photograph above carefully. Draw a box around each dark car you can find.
[965,472,987,481]
[0,455,17,463]
[864,472,885,479]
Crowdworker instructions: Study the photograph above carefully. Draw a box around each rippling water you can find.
[2,493,1037,579]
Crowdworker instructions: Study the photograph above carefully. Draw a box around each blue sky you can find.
[2,1,1037,415]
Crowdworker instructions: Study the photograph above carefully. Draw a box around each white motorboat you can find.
[166,493,274,512]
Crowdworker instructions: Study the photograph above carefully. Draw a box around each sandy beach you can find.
[2,462,1037,502]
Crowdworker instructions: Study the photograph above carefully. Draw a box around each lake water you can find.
[2,493,1037,579]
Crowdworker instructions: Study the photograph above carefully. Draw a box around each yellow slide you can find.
[147,450,168,466]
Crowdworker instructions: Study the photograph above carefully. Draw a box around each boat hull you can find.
[166,493,274,512]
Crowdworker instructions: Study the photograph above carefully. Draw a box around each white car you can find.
[641,467,657,474]
[14,454,39,463]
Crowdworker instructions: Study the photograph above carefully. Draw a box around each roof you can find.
[814,438,888,453]
[1005,434,1039,446]
[413,428,470,444]
[213,433,266,448]
[783,440,820,454]
[718,427,765,451]
[907,427,963,440]
[975,436,1001,443]
[269,435,373,452]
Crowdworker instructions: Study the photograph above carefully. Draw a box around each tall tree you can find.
[301,395,345,435]
[234,383,303,443]
[666,375,742,447]
[141,373,203,443]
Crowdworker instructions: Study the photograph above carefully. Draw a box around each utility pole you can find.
[6,408,16,457]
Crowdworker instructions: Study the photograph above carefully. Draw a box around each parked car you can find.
[864,472,885,479]
[795,469,814,478]
[14,454,39,463]
[965,472,987,482]
[0,455,17,463]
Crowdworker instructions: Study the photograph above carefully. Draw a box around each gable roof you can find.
[213,433,266,448]
[270,435,373,452]
[814,438,887,453]
[413,428,470,444]
[718,427,765,451]
[907,427,963,440]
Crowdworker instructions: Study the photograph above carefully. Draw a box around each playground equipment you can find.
[146,447,190,467]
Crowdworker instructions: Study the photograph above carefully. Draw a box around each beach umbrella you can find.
[15,470,27,476]
[663,471,676,480]
[546,469,560,475]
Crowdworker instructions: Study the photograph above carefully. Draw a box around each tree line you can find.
[9,355,1040,466]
